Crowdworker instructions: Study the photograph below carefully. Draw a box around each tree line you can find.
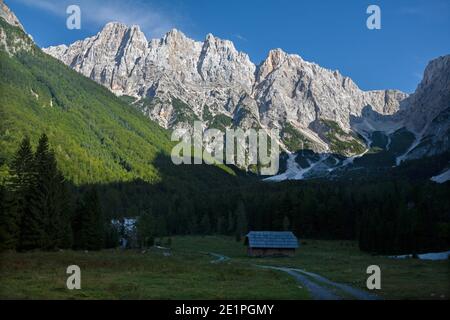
[94,178,449,255]
[1,135,449,255]
[0,134,107,251]
[97,174,449,255]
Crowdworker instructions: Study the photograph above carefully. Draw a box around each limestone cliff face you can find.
[0,0,24,31]
[254,49,408,135]
[399,55,450,158]
[43,22,448,158]
[44,24,256,130]
[0,1,33,55]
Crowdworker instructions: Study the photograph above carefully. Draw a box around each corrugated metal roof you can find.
[246,231,299,249]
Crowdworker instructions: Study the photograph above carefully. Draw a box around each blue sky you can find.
[7,0,450,93]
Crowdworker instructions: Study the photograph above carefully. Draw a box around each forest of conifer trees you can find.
[0,134,105,251]
[0,135,449,255]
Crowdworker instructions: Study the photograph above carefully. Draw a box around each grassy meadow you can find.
[0,242,308,300]
[0,236,448,300]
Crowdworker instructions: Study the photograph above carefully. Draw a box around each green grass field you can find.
[0,242,308,300]
[0,236,448,300]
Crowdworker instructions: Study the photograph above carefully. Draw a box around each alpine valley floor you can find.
[0,236,448,300]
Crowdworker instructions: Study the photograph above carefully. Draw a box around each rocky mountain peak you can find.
[419,55,449,93]
[257,49,289,81]
[163,28,188,43]
[42,19,448,161]
[0,1,34,55]
[267,48,289,65]
[103,21,128,31]
[204,33,234,50]
[99,21,147,46]
[43,21,410,149]
[198,32,255,87]
[0,0,24,31]
[404,55,449,122]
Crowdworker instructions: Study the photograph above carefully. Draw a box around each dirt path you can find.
[202,252,379,300]
[263,266,341,300]
[207,252,230,264]
[288,267,380,300]
[258,265,380,300]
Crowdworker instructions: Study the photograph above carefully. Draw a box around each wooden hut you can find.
[245,231,299,257]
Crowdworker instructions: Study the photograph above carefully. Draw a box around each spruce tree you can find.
[75,188,104,251]
[71,198,85,250]
[32,133,69,250]
[137,211,155,248]
[57,180,73,249]
[9,137,42,251]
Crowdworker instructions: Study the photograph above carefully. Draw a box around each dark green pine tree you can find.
[74,188,104,251]
[57,180,74,249]
[9,137,42,251]
[71,198,85,250]
[136,211,155,248]
[32,133,71,250]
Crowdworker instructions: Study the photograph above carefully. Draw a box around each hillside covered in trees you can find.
[0,17,237,187]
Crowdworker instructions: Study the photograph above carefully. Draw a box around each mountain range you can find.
[43,20,449,179]
[1,0,449,181]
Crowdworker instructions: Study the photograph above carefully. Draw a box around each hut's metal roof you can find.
[245,231,299,249]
